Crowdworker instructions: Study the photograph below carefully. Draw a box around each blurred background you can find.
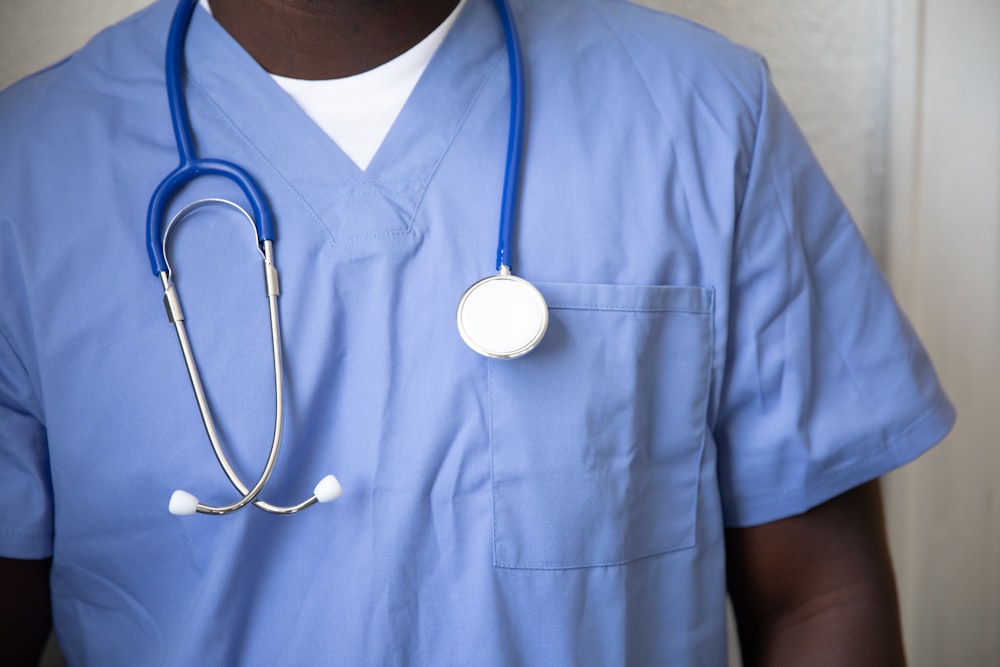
[1,1,997,665]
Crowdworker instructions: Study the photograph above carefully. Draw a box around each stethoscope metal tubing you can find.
[161,272,269,515]
[159,198,329,514]
[161,238,318,514]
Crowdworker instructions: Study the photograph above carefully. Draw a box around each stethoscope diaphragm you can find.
[457,269,548,359]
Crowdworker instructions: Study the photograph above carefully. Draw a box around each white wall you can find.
[1,1,997,666]
[0,1,148,88]
[883,0,1000,664]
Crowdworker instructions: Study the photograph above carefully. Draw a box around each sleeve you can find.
[0,324,53,559]
[714,60,956,528]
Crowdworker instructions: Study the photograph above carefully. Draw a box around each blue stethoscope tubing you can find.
[147,0,533,516]
[147,1,274,276]
[492,0,525,272]
[146,0,524,277]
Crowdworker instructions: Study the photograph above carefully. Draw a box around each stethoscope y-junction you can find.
[147,0,548,517]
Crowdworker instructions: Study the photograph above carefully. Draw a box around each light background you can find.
[1,1,997,665]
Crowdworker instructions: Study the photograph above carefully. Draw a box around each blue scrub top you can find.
[0,0,954,664]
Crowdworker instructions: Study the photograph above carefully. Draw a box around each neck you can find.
[207,0,462,80]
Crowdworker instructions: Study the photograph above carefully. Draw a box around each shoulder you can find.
[516,0,767,121]
[0,1,173,285]
[0,0,170,163]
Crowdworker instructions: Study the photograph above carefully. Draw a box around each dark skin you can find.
[0,556,52,666]
[1,2,907,665]
[208,0,462,80]
[727,481,906,666]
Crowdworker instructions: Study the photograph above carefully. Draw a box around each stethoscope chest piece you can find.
[457,269,548,359]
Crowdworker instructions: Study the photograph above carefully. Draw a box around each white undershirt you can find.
[201,0,468,170]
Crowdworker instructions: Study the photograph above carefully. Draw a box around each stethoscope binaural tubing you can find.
[146,0,525,275]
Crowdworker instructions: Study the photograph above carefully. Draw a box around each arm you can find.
[726,480,906,667]
[0,556,53,667]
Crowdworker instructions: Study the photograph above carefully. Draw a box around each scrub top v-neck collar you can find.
[141,0,508,245]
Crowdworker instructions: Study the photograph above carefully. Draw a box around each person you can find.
[0,0,955,664]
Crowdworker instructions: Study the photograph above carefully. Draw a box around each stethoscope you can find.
[147,0,548,517]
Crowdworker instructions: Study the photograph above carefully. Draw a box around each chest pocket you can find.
[488,282,714,569]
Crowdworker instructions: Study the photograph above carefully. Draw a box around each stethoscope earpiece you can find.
[313,475,344,503]
[168,474,342,516]
[169,489,199,516]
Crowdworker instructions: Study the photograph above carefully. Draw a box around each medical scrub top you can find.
[0,0,954,664]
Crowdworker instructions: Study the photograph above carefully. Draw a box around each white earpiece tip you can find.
[169,489,199,516]
[314,475,343,503]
